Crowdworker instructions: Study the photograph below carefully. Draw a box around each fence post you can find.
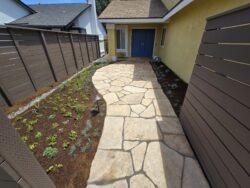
[56,33,69,75]
[8,28,37,91]
[40,31,57,82]
[78,35,85,67]
[96,36,100,58]
[69,34,79,70]
[90,36,95,60]
[0,83,13,106]
[85,35,91,63]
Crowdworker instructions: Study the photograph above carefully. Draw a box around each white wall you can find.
[0,0,30,25]
[74,0,107,55]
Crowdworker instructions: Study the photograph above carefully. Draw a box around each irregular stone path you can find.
[87,59,209,188]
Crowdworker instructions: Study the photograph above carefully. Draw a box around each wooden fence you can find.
[0,26,100,109]
[180,4,250,188]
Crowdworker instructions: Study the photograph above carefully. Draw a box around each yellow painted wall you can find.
[159,0,250,83]
[161,0,180,9]
[107,28,116,58]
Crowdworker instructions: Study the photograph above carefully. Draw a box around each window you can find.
[160,28,166,47]
[116,29,126,50]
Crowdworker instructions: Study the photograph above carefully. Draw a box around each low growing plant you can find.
[52,123,59,129]
[48,114,56,120]
[47,134,57,146]
[35,131,43,139]
[62,141,70,150]
[68,130,78,141]
[29,142,38,151]
[21,136,28,143]
[46,163,63,173]
[74,104,85,114]
[43,147,58,159]
[63,111,72,118]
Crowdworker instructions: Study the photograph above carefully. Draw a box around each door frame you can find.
[130,27,157,57]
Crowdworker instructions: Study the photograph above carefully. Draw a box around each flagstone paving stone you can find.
[88,59,209,187]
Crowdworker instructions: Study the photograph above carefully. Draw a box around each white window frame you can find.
[116,26,128,56]
[160,28,166,48]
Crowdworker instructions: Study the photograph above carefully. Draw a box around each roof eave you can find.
[15,0,37,13]
[99,0,193,24]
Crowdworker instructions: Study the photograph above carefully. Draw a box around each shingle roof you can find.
[99,0,168,19]
[10,3,90,27]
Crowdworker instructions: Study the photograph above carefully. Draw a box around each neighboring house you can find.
[0,0,35,25]
[0,0,106,55]
[99,0,249,83]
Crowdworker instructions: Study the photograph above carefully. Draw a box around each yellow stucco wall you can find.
[107,28,116,58]
[159,0,250,83]
[161,0,180,9]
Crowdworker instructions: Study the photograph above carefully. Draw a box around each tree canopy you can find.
[96,0,111,15]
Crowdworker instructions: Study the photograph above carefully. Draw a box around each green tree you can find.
[96,0,111,15]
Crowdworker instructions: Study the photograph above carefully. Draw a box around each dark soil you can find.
[11,63,107,188]
[150,61,188,116]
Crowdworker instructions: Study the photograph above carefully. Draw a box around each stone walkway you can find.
[87,59,209,188]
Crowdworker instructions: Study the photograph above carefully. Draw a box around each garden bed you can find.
[150,61,188,116]
[11,63,107,187]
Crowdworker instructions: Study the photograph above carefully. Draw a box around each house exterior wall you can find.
[74,0,107,55]
[107,23,162,59]
[161,0,181,9]
[0,0,30,25]
[158,0,250,83]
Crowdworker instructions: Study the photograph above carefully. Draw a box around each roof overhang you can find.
[99,0,193,24]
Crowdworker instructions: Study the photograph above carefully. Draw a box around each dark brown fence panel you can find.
[11,29,55,89]
[44,32,67,81]
[91,36,97,60]
[79,35,90,65]
[57,33,77,75]
[86,36,94,62]
[0,109,55,188]
[71,35,84,69]
[180,4,250,188]
[0,28,35,103]
[0,26,99,109]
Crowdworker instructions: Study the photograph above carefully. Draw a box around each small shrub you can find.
[43,147,58,159]
[35,131,43,139]
[21,136,28,143]
[47,135,57,146]
[62,120,69,125]
[62,141,70,150]
[29,142,38,151]
[26,124,34,132]
[46,163,63,173]
[68,130,78,141]
[74,104,85,114]
[63,111,72,118]
[48,114,56,120]
[52,122,59,129]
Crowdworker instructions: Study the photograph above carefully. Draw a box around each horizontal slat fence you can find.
[0,26,100,108]
[180,4,250,188]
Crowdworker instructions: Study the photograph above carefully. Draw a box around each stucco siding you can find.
[159,0,250,83]
[161,0,181,10]
[0,0,30,25]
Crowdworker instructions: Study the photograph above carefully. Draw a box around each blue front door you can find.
[132,29,155,57]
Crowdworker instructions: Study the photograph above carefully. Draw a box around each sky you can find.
[22,0,87,4]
